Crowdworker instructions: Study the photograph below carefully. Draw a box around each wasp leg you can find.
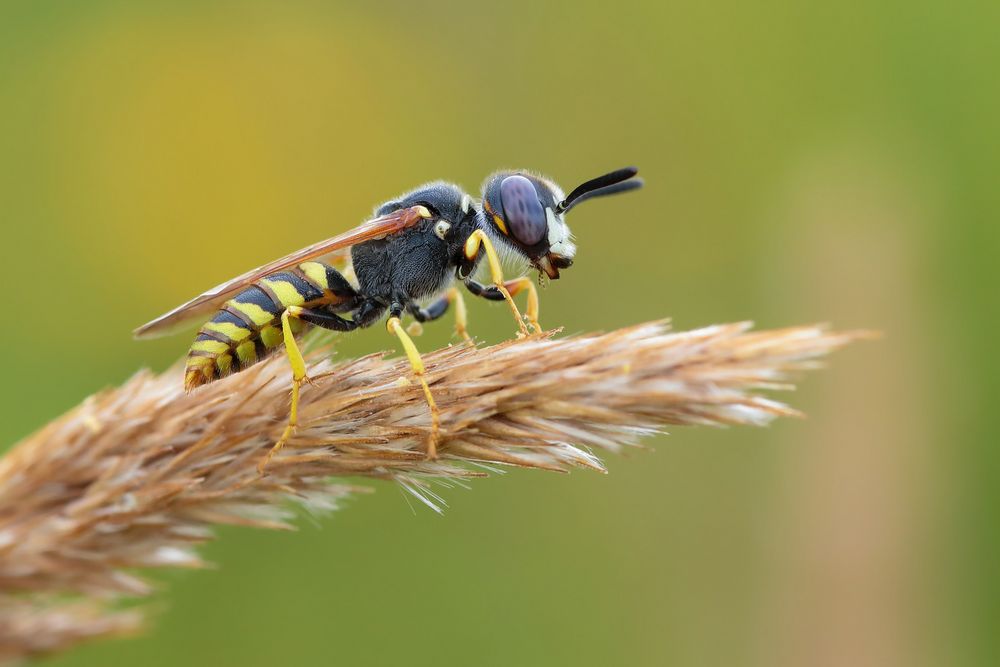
[464,229,529,336]
[258,306,359,474]
[387,307,441,459]
[448,288,471,342]
[406,288,471,342]
[465,277,541,334]
[407,297,450,322]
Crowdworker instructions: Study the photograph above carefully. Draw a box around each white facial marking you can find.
[460,194,473,214]
[434,220,451,240]
[545,208,576,259]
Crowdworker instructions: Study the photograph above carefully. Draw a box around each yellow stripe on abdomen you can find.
[216,353,234,375]
[300,262,330,290]
[203,321,253,342]
[185,354,215,391]
[235,340,257,366]
[260,279,306,309]
[191,339,230,355]
[227,300,275,327]
[260,325,283,348]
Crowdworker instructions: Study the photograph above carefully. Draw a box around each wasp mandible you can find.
[135,167,643,472]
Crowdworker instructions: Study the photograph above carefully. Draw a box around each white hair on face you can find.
[534,174,575,259]
[546,208,576,259]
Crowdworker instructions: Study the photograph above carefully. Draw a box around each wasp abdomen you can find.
[184,261,356,390]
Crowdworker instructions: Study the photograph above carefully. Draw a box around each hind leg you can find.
[258,306,359,474]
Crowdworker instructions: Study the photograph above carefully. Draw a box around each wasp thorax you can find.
[499,175,547,247]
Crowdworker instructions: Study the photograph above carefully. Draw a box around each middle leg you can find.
[406,288,471,342]
[387,303,441,459]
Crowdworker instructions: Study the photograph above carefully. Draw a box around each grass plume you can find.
[0,320,866,662]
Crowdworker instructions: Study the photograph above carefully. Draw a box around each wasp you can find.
[135,166,642,472]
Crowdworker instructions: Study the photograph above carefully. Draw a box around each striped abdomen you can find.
[184,261,357,390]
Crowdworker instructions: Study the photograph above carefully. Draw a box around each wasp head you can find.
[480,167,642,279]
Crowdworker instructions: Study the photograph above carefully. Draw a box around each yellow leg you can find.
[503,277,541,333]
[447,287,472,342]
[464,229,529,336]
[387,316,441,459]
[258,307,309,475]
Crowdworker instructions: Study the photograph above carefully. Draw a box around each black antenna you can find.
[556,166,642,214]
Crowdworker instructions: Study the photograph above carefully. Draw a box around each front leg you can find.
[464,277,541,334]
[463,229,529,336]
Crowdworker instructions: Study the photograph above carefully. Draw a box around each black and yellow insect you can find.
[135,167,642,473]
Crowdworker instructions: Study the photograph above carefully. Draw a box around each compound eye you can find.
[500,175,547,246]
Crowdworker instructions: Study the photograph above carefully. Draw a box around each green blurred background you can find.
[1,1,995,665]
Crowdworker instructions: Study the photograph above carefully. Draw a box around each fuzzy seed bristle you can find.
[0,320,869,662]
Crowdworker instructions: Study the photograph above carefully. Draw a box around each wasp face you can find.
[480,167,642,280]
[481,171,576,279]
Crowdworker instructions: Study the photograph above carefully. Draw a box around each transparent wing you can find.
[133,205,430,339]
